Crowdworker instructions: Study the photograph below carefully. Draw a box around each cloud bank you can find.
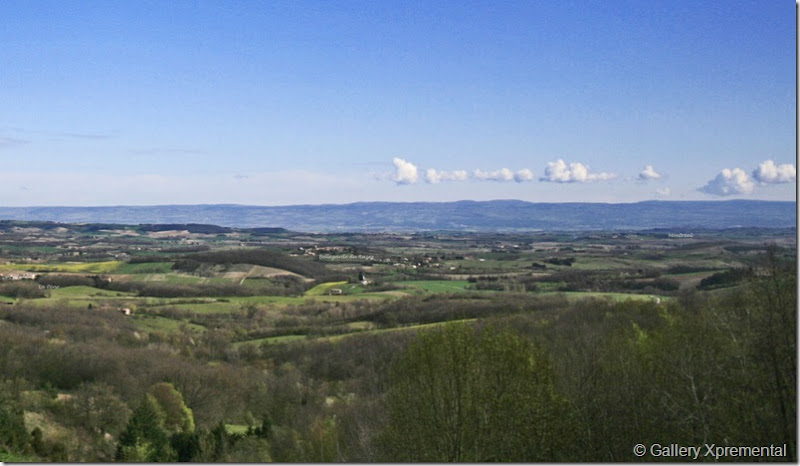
[425,168,468,184]
[473,168,514,182]
[752,160,796,184]
[513,168,535,182]
[392,158,794,199]
[539,159,615,183]
[699,160,796,196]
[393,159,535,185]
[699,168,755,196]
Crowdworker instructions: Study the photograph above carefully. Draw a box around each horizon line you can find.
[0,198,796,210]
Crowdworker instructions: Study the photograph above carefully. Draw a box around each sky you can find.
[1,0,795,206]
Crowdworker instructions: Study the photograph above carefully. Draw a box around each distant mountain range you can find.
[0,200,795,232]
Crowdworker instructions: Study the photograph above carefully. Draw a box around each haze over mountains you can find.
[0,200,794,233]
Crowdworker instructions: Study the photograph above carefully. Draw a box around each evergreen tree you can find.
[0,380,30,456]
[148,382,195,434]
[116,395,175,462]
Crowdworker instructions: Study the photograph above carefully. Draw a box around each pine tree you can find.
[116,395,175,462]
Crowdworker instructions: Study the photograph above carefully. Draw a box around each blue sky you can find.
[1,0,795,206]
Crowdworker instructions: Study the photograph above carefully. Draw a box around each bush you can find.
[698,268,753,290]
[0,281,47,299]
[36,274,95,288]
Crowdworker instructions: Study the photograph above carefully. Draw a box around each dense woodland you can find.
[0,223,795,462]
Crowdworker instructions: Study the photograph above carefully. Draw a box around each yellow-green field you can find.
[305,281,348,296]
[0,260,123,273]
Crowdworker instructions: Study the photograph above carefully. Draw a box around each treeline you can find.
[173,249,339,280]
[467,275,538,292]
[532,267,681,293]
[137,223,232,234]
[363,293,569,328]
[697,267,754,290]
[101,276,308,298]
[32,271,310,298]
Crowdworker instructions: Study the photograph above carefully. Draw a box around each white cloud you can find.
[471,168,535,183]
[752,159,796,184]
[392,157,419,184]
[638,165,661,181]
[393,159,534,185]
[473,168,515,182]
[513,168,534,182]
[540,159,615,183]
[425,168,468,184]
[655,187,671,197]
[699,168,755,196]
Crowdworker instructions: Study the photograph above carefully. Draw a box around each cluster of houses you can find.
[0,272,37,281]
[326,272,371,295]
[295,245,349,256]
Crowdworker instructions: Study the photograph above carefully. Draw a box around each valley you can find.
[0,220,795,461]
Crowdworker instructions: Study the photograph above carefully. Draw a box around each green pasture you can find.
[47,286,135,298]
[568,256,637,270]
[306,281,348,296]
[114,262,174,274]
[322,318,479,343]
[161,300,244,314]
[233,318,479,347]
[26,261,122,273]
[116,273,227,285]
[393,280,471,293]
[148,293,400,314]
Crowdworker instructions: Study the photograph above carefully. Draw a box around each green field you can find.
[233,318,480,347]
[48,286,135,298]
[393,280,471,293]
[0,260,123,274]
[322,318,479,343]
[114,261,174,274]
[305,281,348,296]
